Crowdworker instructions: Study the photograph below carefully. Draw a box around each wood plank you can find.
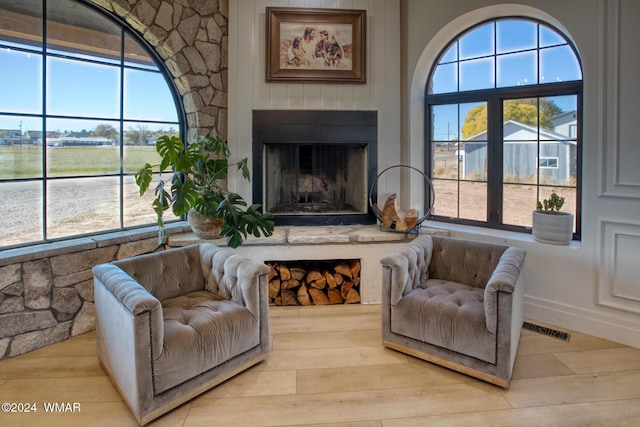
[2,305,639,426]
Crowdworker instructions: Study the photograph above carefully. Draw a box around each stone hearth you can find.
[168,225,449,304]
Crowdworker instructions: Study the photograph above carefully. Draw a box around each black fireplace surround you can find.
[253,110,377,226]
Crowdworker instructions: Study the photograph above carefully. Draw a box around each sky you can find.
[0,42,178,134]
[431,20,582,141]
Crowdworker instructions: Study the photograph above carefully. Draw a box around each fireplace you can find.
[253,110,377,226]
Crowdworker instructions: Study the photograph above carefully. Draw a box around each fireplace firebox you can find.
[253,110,377,226]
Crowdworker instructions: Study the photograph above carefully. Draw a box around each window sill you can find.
[0,222,190,267]
[422,220,582,250]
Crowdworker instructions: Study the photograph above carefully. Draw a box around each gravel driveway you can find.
[1,177,161,246]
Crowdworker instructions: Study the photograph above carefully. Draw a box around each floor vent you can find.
[522,321,571,342]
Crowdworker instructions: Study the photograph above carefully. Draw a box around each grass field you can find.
[0,145,174,247]
[0,145,160,178]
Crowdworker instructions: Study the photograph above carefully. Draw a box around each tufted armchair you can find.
[380,235,526,388]
[92,243,270,425]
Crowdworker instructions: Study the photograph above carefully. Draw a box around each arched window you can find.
[427,18,582,239]
[0,0,184,248]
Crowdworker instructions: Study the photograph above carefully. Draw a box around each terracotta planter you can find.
[187,209,223,239]
[532,210,574,245]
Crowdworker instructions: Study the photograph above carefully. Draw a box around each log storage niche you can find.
[266,259,362,306]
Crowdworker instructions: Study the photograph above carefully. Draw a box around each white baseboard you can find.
[524,295,640,349]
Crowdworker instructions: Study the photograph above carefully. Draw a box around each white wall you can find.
[227,0,640,348]
[403,0,640,348]
[227,0,402,206]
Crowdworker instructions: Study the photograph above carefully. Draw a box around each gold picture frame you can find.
[266,7,366,84]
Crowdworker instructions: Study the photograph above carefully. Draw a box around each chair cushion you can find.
[390,279,497,364]
[114,245,206,301]
[430,237,506,288]
[153,290,260,394]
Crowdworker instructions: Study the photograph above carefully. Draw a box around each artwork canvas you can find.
[266,8,366,83]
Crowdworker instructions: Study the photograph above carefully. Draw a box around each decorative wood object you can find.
[369,164,435,233]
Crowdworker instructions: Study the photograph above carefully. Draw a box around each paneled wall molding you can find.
[597,218,640,314]
[599,0,640,198]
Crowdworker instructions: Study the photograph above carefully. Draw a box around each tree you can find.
[461,104,488,139]
[461,98,562,139]
[126,125,150,145]
[93,124,118,139]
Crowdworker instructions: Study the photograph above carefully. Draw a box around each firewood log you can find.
[328,289,344,304]
[297,283,311,306]
[268,277,281,298]
[345,288,361,304]
[381,193,408,230]
[394,211,408,231]
[309,277,327,289]
[340,280,354,299]
[281,290,299,306]
[309,288,329,305]
[381,193,399,228]
[277,265,291,280]
[334,263,352,279]
[306,270,323,282]
[325,271,338,288]
[281,279,300,290]
[334,273,344,286]
[268,265,278,281]
[349,260,361,278]
[290,267,307,281]
[405,208,419,228]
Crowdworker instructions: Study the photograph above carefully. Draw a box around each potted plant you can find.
[532,192,574,245]
[135,134,274,248]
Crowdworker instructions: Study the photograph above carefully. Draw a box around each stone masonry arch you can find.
[89,0,229,141]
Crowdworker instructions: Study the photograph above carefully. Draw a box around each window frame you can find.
[425,17,583,240]
[0,0,186,249]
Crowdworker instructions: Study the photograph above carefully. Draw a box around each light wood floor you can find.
[1,304,640,426]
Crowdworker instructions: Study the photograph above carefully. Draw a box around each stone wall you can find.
[0,233,174,360]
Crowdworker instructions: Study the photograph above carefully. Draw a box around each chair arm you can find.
[202,244,270,320]
[92,263,164,356]
[93,264,161,314]
[380,236,433,305]
[484,247,526,333]
[234,256,271,320]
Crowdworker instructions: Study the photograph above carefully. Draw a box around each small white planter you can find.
[532,210,574,245]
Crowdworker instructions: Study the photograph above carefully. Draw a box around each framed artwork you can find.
[266,7,366,84]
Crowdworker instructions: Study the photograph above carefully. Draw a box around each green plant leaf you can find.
[171,176,199,216]
[156,135,184,164]
[174,155,194,173]
[153,181,170,211]
[152,197,169,215]
[212,159,228,177]
[227,192,247,207]
[537,192,565,214]
[135,163,153,196]
[194,195,222,218]
[237,158,251,181]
